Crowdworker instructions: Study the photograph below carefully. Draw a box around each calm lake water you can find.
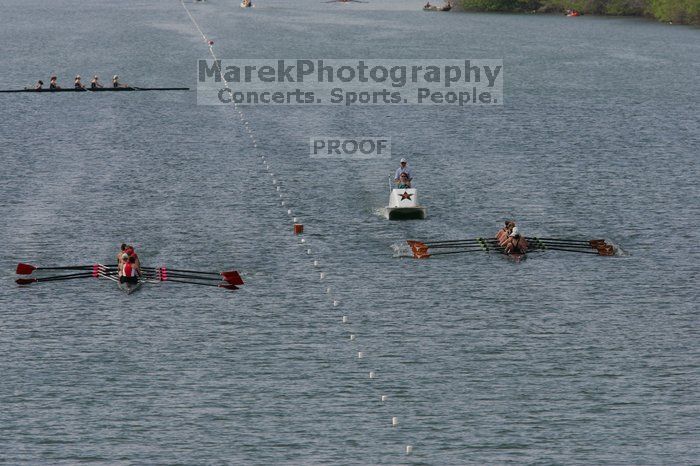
[1,0,698,464]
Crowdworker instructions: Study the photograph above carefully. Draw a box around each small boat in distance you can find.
[423,1,452,11]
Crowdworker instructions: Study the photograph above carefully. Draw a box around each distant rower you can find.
[49,75,60,90]
[91,75,103,89]
[74,75,85,90]
[34,80,44,90]
[112,75,125,88]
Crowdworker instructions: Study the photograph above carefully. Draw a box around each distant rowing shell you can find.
[0,87,190,93]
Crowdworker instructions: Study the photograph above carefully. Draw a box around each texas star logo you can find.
[400,191,413,201]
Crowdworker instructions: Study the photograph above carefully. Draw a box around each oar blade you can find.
[16,263,37,275]
[15,278,38,285]
[220,271,244,285]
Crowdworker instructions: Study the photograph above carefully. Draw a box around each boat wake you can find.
[390,241,412,258]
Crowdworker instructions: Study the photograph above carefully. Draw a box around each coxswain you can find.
[120,255,140,284]
[496,221,513,245]
[91,75,103,89]
[34,80,44,90]
[49,75,60,90]
[394,158,413,184]
[504,222,528,254]
[74,75,85,90]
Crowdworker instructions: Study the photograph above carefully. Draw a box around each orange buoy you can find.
[294,224,303,235]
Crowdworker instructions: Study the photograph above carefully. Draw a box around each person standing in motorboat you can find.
[394,158,413,185]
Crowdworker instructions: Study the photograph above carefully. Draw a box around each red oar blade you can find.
[16,278,38,285]
[220,271,244,286]
[16,263,37,275]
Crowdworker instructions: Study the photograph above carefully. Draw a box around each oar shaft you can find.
[528,237,604,244]
[142,267,223,277]
[423,238,499,246]
[154,272,224,282]
[425,244,489,250]
[531,246,602,254]
[424,249,494,257]
[164,278,236,288]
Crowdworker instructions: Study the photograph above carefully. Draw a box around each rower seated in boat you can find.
[397,172,412,189]
[502,223,528,255]
[117,243,128,267]
[120,255,141,284]
[112,75,126,88]
[124,245,142,272]
[49,75,60,90]
[34,80,44,90]
[424,2,431,7]
[91,75,103,89]
[496,220,513,244]
[74,75,85,90]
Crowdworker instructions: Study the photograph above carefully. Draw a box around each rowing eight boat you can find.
[0,87,189,93]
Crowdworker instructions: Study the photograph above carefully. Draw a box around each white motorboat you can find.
[384,188,427,220]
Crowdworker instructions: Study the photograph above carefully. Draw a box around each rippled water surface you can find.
[1,0,698,464]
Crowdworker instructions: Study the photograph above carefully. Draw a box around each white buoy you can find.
[358,352,363,359]
[406,445,413,455]
[350,334,355,340]
[342,315,348,323]
[392,417,398,427]
[272,179,276,184]
[292,217,297,222]
[333,300,338,307]
[281,201,285,206]
[320,272,325,280]
[313,260,319,267]
[300,238,306,244]
[325,286,330,293]
[277,186,281,191]
[287,209,292,215]
[369,371,376,379]
[308,249,312,255]
[381,395,387,402]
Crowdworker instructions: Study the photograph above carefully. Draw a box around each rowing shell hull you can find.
[118,280,143,295]
[385,207,427,220]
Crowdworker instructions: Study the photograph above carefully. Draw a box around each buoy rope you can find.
[179,0,413,456]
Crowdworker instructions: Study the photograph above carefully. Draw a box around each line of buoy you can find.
[179,0,410,456]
